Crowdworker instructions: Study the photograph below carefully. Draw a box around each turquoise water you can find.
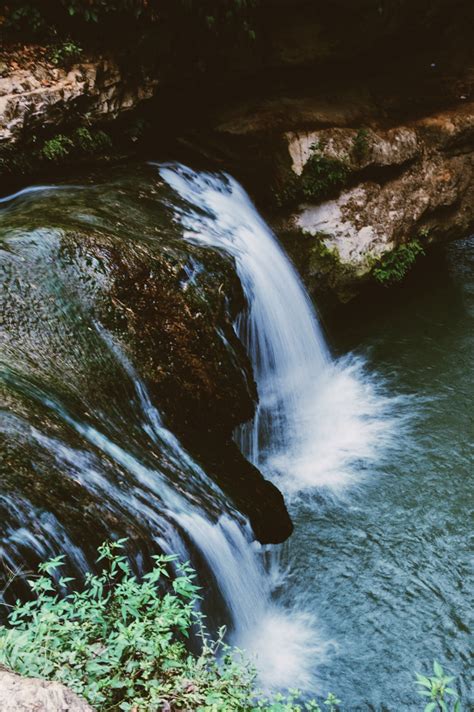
[281,239,473,709]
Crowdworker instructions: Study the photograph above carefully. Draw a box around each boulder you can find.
[0,665,95,712]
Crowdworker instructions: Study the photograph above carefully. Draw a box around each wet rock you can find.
[0,665,95,711]
[0,165,293,563]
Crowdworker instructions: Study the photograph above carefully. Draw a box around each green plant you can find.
[41,134,74,161]
[0,541,334,711]
[352,128,371,162]
[372,240,425,285]
[415,661,461,712]
[48,40,83,67]
[3,3,48,35]
[73,126,113,153]
[418,226,431,240]
[40,128,112,163]
[300,143,349,202]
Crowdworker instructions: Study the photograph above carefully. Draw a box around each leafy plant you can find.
[41,134,74,161]
[415,661,461,712]
[48,40,83,67]
[41,128,112,162]
[300,143,349,202]
[372,240,425,285]
[0,541,335,711]
[73,126,112,153]
[3,2,48,35]
[352,128,371,162]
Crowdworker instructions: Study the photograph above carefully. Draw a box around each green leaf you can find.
[424,704,437,712]
[433,660,444,677]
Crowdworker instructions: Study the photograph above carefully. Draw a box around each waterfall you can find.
[158,163,393,495]
[156,162,398,689]
[1,165,396,695]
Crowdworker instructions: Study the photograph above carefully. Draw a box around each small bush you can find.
[48,40,83,67]
[73,126,113,153]
[41,134,74,161]
[0,541,334,711]
[372,240,425,285]
[41,128,112,162]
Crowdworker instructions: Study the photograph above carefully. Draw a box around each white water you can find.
[1,166,396,694]
[158,163,398,689]
[158,164,394,494]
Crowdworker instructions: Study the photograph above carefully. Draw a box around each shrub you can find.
[41,134,74,161]
[73,126,113,153]
[372,240,425,285]
[41,128,112,162]
[0,541,334,711]
[48,40,83,67]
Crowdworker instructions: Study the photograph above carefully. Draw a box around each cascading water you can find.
[2,166,471,707]
[158,163,394,495]
[158,163,397,688]
[1,164,396,697]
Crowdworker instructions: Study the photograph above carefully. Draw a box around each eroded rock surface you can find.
[0,58,157,144]
[279,104,474,302]
[0,665,95,712]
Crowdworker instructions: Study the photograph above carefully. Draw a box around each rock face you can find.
[0,58,157,145]
[0,665,95,712]
[0,165,292,574]
[283,104,474,302]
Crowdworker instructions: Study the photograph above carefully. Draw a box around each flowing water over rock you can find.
[158,164,401,689]
[1,164,472,708]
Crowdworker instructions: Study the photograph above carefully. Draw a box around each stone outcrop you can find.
[0,58,157,145]
[283,104,474,302]
[0,665,95,711]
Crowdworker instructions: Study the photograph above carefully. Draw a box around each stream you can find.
[1,164,472,710]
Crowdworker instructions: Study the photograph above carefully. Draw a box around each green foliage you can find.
[352,128,371,162]
[372,240,425,286]
[415,661,461,712]
[41,134,74,161]
[300,143,349,203]
[41,128,112,162]
[273,144,349,209]
[48,40,83,67]
[3,2,47,35]
[0,542,462,711]
[62,0,150,23]
[73,126,113,152]
[0,541,336,711]
[418,226,431,240]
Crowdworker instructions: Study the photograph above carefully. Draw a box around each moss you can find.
[308,231,341,273]
[300,142,349,202]
[352,127,371,162]
[372,239,425,286]
[272,142,349,209]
